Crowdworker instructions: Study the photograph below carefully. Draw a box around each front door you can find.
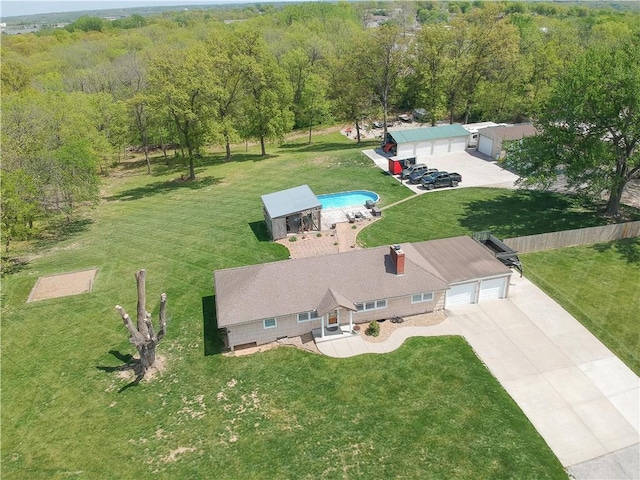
[327,310,339,328]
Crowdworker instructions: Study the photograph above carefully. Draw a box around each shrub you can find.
[289,236,297,242]
[316,233,322,237]
[365,321,380,337]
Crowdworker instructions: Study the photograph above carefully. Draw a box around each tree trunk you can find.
[260,136,266,156]
[308,124,312,144]
[355,119,361,144]
[605,181,625,217]
[115,269,167,379]
[224,132,231,161]
[144,145,151,175]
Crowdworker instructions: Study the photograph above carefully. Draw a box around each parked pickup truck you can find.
[472,231,523,276]
[420,171,462,189]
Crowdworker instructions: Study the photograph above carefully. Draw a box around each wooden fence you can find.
[504,221,640,253]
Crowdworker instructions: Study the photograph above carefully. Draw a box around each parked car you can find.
[421,171,462,189]
[401,163,428,179]
[372,121,383,129]
[412,108,428,122]
[408,168,438,184]
[397,113,412,123]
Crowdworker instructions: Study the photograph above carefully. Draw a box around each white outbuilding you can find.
[383,125,471,159]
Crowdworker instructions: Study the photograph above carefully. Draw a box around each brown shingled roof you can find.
[214,245,449,327]
[214,236,510,327]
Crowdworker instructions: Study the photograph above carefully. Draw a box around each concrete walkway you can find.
[315,275,639,478]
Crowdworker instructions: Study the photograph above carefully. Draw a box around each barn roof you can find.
[261,185,321,219]
[388,125,471,144]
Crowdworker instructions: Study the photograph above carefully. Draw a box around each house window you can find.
[263,318,277,329]
[411,293,434,303]
[297,311,319,322]
[355,299,387,312]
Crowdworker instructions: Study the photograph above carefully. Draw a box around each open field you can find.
[3,131,631,479]
[522,238,640,375]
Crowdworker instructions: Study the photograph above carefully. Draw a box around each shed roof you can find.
[389,125,471,144]
[214,236,511,327]
[480,124,537,142]
[261,184,321,219]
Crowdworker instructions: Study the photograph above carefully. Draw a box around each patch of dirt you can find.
[114,354,167,383]
[27,268,97,303]
[161,447,197,464]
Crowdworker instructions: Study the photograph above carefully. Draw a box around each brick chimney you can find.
[390,245,405,275]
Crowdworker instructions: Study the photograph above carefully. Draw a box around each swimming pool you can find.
[317,190,379,210]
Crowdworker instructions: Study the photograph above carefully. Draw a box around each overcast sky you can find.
[0,0,286,18]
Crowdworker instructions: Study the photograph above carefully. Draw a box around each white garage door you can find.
[446,282,476,307]
[415,142,431,157]
[450,137,467,153]
[396,144,415,157]
[432,140,450,155]
[478,277,507,302]
[478,135,493,157]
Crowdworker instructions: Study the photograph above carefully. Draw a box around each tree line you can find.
[2,1,639,251]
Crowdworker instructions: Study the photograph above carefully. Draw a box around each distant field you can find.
[1,133,568,479]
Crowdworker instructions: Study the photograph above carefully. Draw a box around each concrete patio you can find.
[314,274,639,478]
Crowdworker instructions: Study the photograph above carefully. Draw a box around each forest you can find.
[2,1,639,251]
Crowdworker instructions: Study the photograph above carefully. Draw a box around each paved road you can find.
[316,275,639,478]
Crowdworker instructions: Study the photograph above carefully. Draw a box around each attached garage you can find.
[408,236,512,310]
[384,125,471,160]
[445,282,477,307]
[478,277,508,302]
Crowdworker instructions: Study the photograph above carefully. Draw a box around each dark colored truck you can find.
[472,231,523,276]
[420,171,462,189]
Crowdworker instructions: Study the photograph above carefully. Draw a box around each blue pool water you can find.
[317,190,379,209]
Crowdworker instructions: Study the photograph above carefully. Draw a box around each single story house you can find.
[383,125,471,158]
[262,185,321,240]
[477,124,537,160]
[214,236,512,351]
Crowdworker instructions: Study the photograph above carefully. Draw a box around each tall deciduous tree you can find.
[506,40,640,217]
[355,23,407,139]
[147,43,218,179]
[240,35,293,156]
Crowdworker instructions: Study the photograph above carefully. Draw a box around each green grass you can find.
[358,187,640,247]
[0,132,569,479]
[521,238,640,375]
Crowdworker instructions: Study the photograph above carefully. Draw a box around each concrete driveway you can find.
[363,149,519,194]
[316,274,639,477]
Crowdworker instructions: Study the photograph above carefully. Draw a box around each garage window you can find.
[411,292,434,303]
[263,318,277,329]
[356,299,387,312]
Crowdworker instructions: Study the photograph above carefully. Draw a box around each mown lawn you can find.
[1,133,567,479]
[522,238,640,375]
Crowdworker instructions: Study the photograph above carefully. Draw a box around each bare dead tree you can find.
[115,269,167,379]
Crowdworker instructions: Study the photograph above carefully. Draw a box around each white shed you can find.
[384,125,471,159]
[477,124,537,160]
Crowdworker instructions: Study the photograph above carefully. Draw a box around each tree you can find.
[505,40,640,217]
[355,23,407,139]
[115,269,167,380]
[0,169,41,252]
[297,73,332,144]
[147,43,218,179]
[240,35,294,156]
